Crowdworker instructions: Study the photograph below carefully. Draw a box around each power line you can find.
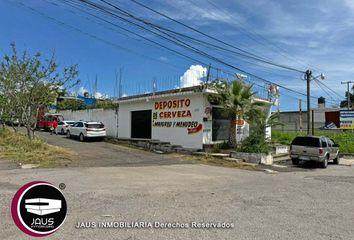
[17,0,338,106]
[75,1,341,105]
[129,0,305,74]
[14,0,206,74]
[313,79,335,101]
[201,0,319,71]
[313,76,343,100]
[54,0,214,70]
[81,0,315,97]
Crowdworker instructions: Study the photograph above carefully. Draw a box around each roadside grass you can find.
[173,154,259,171]
[272,131,354,153]
[0,128,77,167]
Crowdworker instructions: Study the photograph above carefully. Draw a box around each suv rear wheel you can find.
[320,156,329,168]
[333,155,340,164]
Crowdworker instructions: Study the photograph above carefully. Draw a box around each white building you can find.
[117,86,271,149]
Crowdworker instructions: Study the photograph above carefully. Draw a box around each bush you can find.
[212,141,230,153]
[239,130,271,153]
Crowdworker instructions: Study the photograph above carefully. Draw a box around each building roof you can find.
[116,85,271,104]
[116,85,212,103]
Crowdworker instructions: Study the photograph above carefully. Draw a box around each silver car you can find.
[290,136,340,168]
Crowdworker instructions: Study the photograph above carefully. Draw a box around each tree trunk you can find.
[229,116,237,147]
[26,126,32,139]
[10,121,17,132]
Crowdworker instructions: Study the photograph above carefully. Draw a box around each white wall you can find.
[118,92,206,149]
[58,109,118,137]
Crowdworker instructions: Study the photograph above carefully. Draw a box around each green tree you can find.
[240,110,282,153]
[0,43,80,139]
[210,79,263,147]
[340,92,354,108]
[57,99,87,111]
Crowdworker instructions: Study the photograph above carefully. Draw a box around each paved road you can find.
[34,130,191,167]
[1,132,354,239]
[1,161,354,239]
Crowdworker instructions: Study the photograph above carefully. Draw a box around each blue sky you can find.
[1,0,353,110]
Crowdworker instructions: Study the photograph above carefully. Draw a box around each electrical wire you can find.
[78,0,315,97]
[15,0,340,106]
[129,0,305,74]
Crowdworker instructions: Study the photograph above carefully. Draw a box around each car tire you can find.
[66,131,71,138]
[333,155,340,165]
[79,133,85,142]
[291,158,299,165]
[320,156,329,168]
[61,129,65,135]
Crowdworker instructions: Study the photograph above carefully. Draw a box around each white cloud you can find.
[180,65,207,88]
[78,87,88,96]
[94,92,109,99]
[159,56,168,61]
[149,0,243,25]
[77,87,108,99]
[343,0,354,12]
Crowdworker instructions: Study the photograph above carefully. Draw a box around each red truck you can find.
[36,113,64,131]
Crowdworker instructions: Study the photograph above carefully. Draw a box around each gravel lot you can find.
[1,132,354,240]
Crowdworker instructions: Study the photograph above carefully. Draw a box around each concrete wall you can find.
[273,109,339,132]
[58,109,118,137]
[118,92,205,149]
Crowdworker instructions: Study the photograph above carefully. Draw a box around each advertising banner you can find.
[340,110,354,129]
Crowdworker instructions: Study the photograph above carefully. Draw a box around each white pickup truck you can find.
[290,136,340,168]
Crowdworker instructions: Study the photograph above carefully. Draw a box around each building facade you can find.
[117,86,271,149]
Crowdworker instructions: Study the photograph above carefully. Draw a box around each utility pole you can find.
[341,81,354,110]
[206,64,211,85]
[305,70,312,135]
[118,68,123,98]
[299,99,302,132]
[152,77,157,95]
[114,69,118,99]
[311,109,315,136]
[93,74,98,98]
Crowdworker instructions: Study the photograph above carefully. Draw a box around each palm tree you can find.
[210,79,261,147]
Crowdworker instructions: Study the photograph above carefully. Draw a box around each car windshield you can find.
[85,123,104,129]
[291,137,320,147]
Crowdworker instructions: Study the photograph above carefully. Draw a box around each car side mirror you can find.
[333,144,339,147]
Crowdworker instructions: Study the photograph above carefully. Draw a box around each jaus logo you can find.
[11,182,67,237]
[25,198,62,216]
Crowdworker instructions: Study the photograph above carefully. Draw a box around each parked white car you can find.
[67,121,106,141]
[57,121,75,135]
